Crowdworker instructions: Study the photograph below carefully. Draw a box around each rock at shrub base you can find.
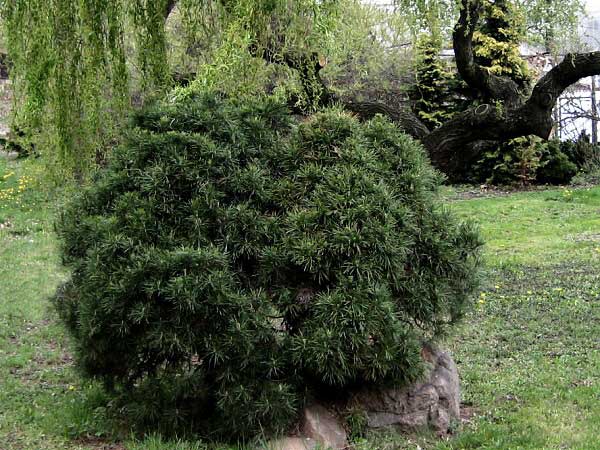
[267,437,318,450]
[302,404,348,449]
[270,348,459,447]
[350,346,460,436]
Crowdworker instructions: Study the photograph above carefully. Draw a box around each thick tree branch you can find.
[527,51,600,126]
[344,101,430,140]
[423,103,527,177]
[424,52,600,177]
[453,0,521,104]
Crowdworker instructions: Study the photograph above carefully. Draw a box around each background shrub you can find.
[560,133,600,173]
[469,137,582,186]
[469,136,543,185]
[53,93,482,441]
[537,139,578,185]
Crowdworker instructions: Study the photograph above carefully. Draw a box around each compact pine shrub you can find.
[559,134,600,173]
[470,136,543,185]
[53,93,482,441]
[537,139,578,185]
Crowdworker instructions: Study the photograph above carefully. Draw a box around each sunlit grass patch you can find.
[449,186,600,267]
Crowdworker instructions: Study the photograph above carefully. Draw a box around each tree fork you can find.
[172,0,600,178]
[381,1,600,178]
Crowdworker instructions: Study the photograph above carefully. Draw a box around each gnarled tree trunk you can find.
[164,0,600,180]
[265,0,600,180]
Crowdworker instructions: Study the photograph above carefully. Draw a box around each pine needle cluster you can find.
[53,93,482,440]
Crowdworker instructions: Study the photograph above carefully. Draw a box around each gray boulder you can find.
[349,345,460,436]
[302,403,348,449]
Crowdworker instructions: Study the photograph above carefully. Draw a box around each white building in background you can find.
[555,9,600,142]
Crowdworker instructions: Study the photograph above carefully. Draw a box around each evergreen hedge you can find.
[53,93,482,440]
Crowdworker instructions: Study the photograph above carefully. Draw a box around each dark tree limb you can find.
[344,101,430,140]
[412,0,600,178]
[515,51,600,144]
[423,104,525,177]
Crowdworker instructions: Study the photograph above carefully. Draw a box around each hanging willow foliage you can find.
[0,0,342,180]
[130,0,171,89]
[0,0,163,179]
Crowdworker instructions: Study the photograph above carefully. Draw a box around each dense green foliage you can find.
[536,139,578,185]
[411,35,454,130]
[470,137,544,185]
[470,135,600,185]
[52,94,481,440]
[471,136,571,186]
[4,152,600,449]
[559,133,600,172]
[473,0,531,93]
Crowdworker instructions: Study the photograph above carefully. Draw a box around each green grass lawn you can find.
[1,157,599,449]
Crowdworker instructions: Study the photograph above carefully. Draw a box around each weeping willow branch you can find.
[0,0,177,180]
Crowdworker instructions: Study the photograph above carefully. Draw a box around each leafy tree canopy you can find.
[397,0,583,47]
[0,0,587,179]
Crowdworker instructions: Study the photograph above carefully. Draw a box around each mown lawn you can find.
[1,157,599,450]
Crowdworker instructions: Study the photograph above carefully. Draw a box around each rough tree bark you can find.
[167,0,600,179]
[262,0,600,179]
